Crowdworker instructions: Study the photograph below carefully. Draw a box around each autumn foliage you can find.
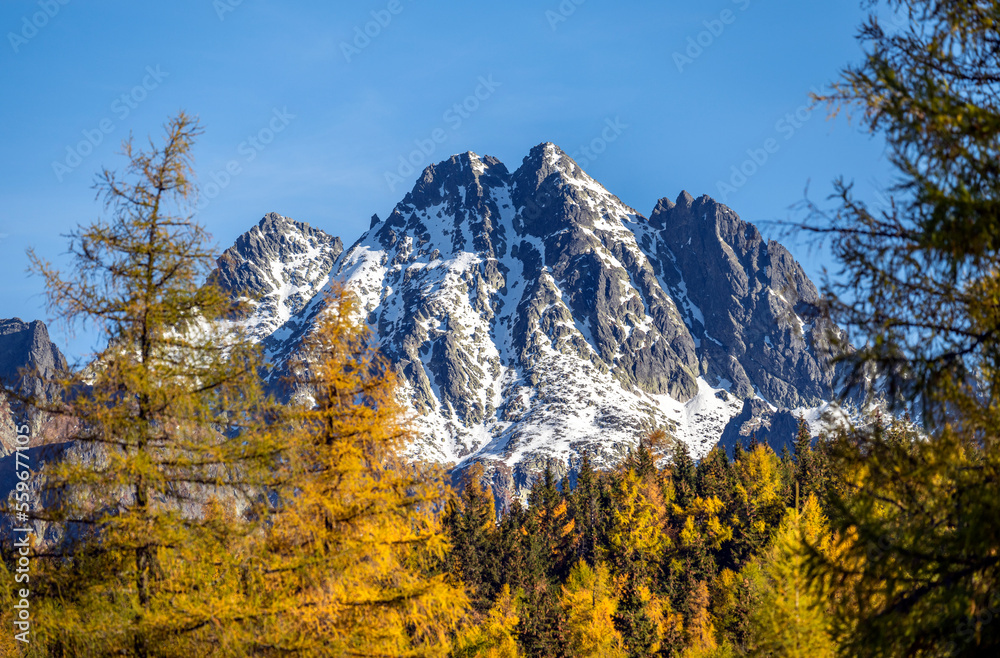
[442,436,844,657]
[252,285,467,655]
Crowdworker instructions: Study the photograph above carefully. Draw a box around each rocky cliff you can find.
[0,318,67,455]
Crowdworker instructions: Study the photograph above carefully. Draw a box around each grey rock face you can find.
[0,318,66,393]
[510,145,699,401]
[0,319,78,546]
[0,319,67,455]
[223,143,840,506]
[0,317,258,547]
[644,193,836,408]
[717,398,802,458]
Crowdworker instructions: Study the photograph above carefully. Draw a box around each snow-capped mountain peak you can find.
[218,145,840,504]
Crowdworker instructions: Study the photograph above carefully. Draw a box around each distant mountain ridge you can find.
[216,143,841,504]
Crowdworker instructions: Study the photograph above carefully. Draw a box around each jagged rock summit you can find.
[214,212,344,343]
[225,143,839,504]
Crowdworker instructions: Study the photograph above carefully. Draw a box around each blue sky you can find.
[1,0,894,361]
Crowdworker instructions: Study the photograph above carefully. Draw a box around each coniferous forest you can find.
[3,0,1000,655]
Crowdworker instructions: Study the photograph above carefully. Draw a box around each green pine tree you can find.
[444,462,500,612]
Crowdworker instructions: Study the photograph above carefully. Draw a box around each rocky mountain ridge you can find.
[222,143,840,503]
[213,212,344,344]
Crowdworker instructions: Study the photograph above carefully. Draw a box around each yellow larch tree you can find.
[254,284,468,656]
[560,560,627,657]
[749,494,838,657]
[19,113,280,657]
[451,584,521,658]
[607,468,666,573]
[682,580,718,657]
[732,443,785,558]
